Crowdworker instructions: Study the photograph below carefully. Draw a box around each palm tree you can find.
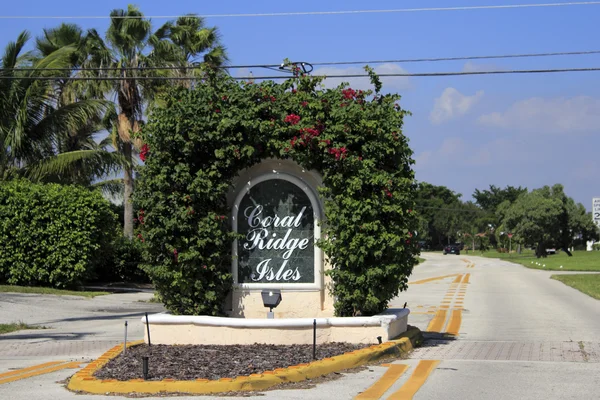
[0,31,111,183]
[82,4,227,237]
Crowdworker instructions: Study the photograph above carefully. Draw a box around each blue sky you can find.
[2,1,599,209]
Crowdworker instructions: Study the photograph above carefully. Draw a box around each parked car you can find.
[443,244,461,255]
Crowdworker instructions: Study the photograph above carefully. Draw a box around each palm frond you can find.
[25,149,128,183]
[92,178,124,198]
[32,99,110,141]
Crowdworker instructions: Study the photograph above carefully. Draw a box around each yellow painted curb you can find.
[68,327,422,395]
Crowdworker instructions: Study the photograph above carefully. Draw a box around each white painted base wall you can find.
[142,308,410,345]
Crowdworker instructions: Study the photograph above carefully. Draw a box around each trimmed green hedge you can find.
[0,180,117,288]
[102,236,148,283]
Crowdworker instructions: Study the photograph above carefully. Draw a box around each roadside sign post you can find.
[593,198,600,229]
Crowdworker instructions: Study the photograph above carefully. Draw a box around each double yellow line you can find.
[426,273,470,336]
[355,360,440,400]
[0,361,81,385]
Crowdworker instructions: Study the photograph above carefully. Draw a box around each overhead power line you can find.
[1,2,600,19]
[3,49,600,74]
[312,50,600,66]
[2,67,600,80]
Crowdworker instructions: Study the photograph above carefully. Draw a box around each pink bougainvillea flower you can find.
[215,109,221,113]
[342,88,357,100]
[284,114,301,125]
[139,144,149,162]
[301,101,308,107]
[173,249,178,263]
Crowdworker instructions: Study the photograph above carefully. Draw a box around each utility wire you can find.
[4,49,600,73]
[0,2,599,19]
[312,50,600,66]
[2,67,600,80]
[414,206,492,213]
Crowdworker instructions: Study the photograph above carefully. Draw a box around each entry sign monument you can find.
[230,162,333,318]
[237,179,314,284]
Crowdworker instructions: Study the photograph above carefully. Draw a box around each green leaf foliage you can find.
[135,69,420,316]
[0,180,117,288]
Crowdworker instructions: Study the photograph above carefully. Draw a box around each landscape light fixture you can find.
[261,289,282,319]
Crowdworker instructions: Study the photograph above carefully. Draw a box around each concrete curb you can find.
[67,327,422,395]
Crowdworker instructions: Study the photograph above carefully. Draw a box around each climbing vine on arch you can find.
[134,66,420,317]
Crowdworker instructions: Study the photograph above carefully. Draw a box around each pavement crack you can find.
[578,341,589,362]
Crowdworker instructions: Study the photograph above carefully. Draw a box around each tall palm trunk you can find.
[122,141,134,238]
[117,112,136,238]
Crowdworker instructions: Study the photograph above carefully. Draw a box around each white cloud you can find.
[429,88,484,124]
[312,63,411,92]
[478,96,600,134]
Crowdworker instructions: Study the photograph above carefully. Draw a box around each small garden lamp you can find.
[261,290,282,319]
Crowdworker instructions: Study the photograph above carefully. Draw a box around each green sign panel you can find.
[237,179,314,284]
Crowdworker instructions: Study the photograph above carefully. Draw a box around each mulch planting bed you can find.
[94,343,370,381]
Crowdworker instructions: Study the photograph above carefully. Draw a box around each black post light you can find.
[261,290,282,319]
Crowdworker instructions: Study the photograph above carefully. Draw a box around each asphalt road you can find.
[1,253,600,399]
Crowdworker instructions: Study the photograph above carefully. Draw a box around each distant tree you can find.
[473,185,527,247]
[414,182,463,247]
[473,184,528,213]
[503,190,561,257]
[502,184,596,257]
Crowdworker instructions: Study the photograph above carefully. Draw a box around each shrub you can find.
[135,67,420,316]
[98,237,148,283]
[0,180,117,288]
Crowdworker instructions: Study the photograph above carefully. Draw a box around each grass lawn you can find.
[0,285,109,298]
[0,321,45,335]
[480,250,600,271]
[551,274,600,300]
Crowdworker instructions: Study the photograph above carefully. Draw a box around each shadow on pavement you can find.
[419,332,458,348]
[0,331,96,341]
[46,311,151,324]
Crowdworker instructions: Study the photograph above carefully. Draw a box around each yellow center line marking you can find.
[461,273,470,284]
[445,309,463,336]
[0,361,64,380]
[355,364,410,399]
[452,275,463,284]
[408,274,460,285]
[387,360,441,400]
[0,361,81,385]
[426,310,447,332]
[461,259,470,263]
